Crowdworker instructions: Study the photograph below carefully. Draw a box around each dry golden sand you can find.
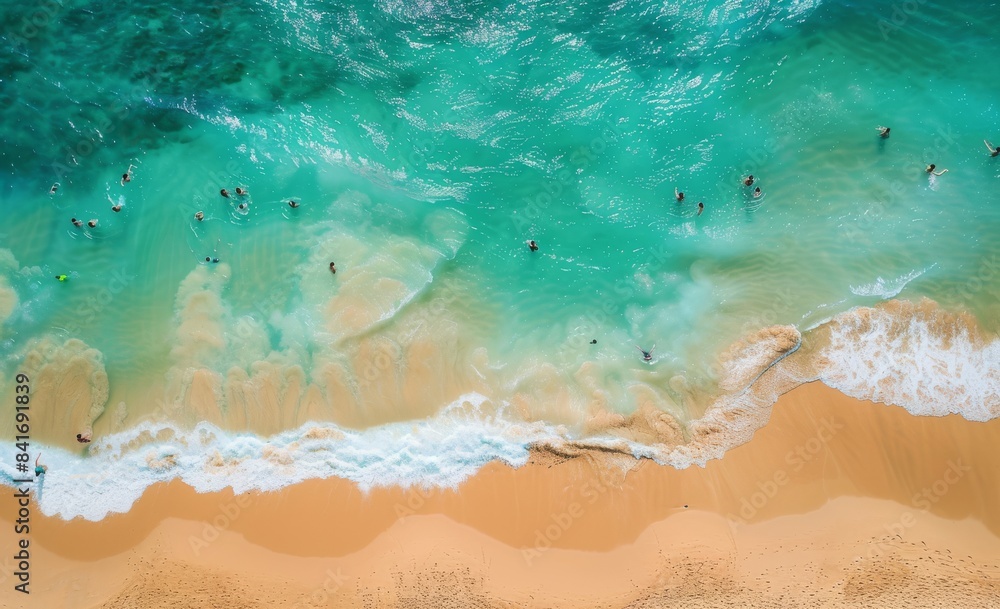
[3,382,1000,608]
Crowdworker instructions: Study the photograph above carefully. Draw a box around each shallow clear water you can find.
[0,0,998,519]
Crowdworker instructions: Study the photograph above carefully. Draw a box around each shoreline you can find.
[6,381,1000,607]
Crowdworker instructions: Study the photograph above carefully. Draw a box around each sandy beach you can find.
[3,381,999,608]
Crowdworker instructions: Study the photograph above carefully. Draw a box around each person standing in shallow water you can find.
[329,262,337,274]
[527,240,538,252]
[674,187,684,202]
[697,202,704,216]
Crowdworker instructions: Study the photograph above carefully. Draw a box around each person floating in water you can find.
[590,339,597,345]
[71,217,83,227]
[753,187,762,198]
[76,432,91,443]
[87,219,98,228]
[984,140,1000,157]
[926,164,948,176]
[743,175,755,186]
[237,203,247,210]
[697,202,704,216]
[49,182,60,195]
[674,187,684,202]
[205,257,219,263]
[876,126,891,138]
[34,454,47,477]
[235,187,248,196]
[111,203,122,212]
[636,345,654,362]
[194,211,204,221]
[55,274,68,282]
[220,188,230,198]
[329,262,337,274]
[121,164,135,185]
[288,200,299,208]
[527,240,538,252]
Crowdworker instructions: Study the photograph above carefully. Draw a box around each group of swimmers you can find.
[64,165,134,229]
[190,187,300,222]
[880,126,1000,173]
[673,174,762,219]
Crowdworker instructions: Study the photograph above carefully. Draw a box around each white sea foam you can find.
[819,306,1000,421]
[4,300,996,521]
[0,394,563,521]
[849,267,930,299]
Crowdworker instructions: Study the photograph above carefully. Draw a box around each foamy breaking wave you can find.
[4,299,995,520]
[849,267,930,299]
[0,394,561,521]
[818,301,999,421]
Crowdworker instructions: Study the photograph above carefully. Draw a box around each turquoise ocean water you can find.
[1,0,998,519]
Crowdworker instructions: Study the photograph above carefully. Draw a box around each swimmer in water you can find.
[220,188,230,198]
[87,219,98,228]
[876,126,890,138]
[111,203,122,212]
[76,432,91,443]
[121,164,135,185]
[329,262,337,274]
[590,339,597,344]
[743,175,755,186]
[235,187,248,196]
[71,218,83,227]
[34,454,47,477]
[753,187,762,198]
[925,164,948,176]
[697,202,704,216]
[238,203,247,210]
[288,200,299,208]
[985,140,1000,157]
[675,187,684,202]
[194,211,204,221]
[55,274,68,282]
[527,240,538,252]
[49,182,60,194]
[636,345,655,362]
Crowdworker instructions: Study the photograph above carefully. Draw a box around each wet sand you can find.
[4,382,1000,608]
